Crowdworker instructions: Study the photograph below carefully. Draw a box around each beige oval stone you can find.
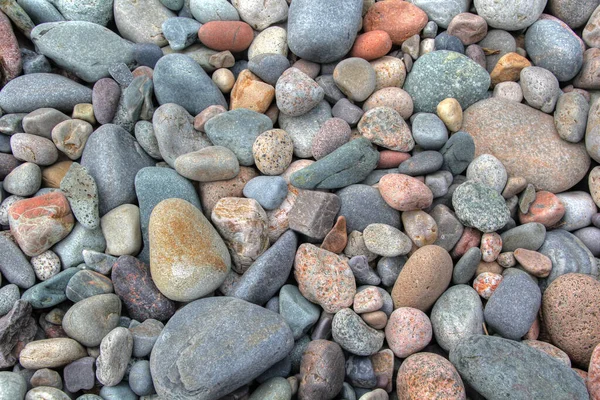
[370,56,406,91]
[212,68,235,93]
[20,338,86,369]
[149,198,231,302]
[247,26,288,60]
[363,87,413,120]
[589,166,600,208]
[462,97,590,193]
[52,119,93,161]
[437,98,463,132]
[100,204,141,256]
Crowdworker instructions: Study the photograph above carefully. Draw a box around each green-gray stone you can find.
[66,269,114,302]
[404,50,491,113]
[249,377,292,400]
[21,267,80,309]
[452,180,510,233]
[31,21,135,83]
[450,335,589,400]
[290,138,379,189]
[0,371,27,400]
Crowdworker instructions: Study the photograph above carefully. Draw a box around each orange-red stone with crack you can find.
[198,21,254,52]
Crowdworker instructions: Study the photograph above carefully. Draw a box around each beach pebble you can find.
[396,352,465,399]
[520,66,560,113]
[333,58,377,103]
[363,223,412,257]
[385,307,432,358]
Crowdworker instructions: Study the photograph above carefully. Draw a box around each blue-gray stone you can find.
[0,73,92,113]
[64,356,96,393]
[134,121,162,160]
[377,256,406,287]
[21,267,80,309]
[162,17,201,51]
[133,43,163,68]
[81,124,154,215]
[0,284,19,318]
[408,0,469,28]
[53,223,106,269]
[256,356,292,384]
[478,29,516,72]
[82,249,117,275]
[435,32,465,53]
[404,50,491,113]
[450,335,589,400]
[452,247,482,284]
[279,284,320,340]
[230,230,297,306]
[452,180,510,233]
[0,235,35,289]
[439,131,475,176]
[345,356,377,389]
[130,318,164,358]
[108,63,134,87]
[161,0,184,11]
[287,0,362,63]
[66,269,113,302]
[0,371,27,400]
[31,21,135,83]
[231,60,249,79]
[500,222,546,252]
[278,99,332,158]
[17,0,64,24]
[336,184,401,232]
[21,49,52,75]
[242,176,288,210]
[76,396,103,400]
[129,360,155,396]
[150,297,294,400]
[205,108,273,166]
[248,54,290,86]
[349,255,381,286]
[111,75,154,133]
[538,229,598,293]
[189,0,239,23]
[52,0,114,26]
[525,20,584,82]
[265,296,279,313]
[290,138,379,190]
[412,113,449,150]
[317,75,346,104]
[484,273,541,340]
[398,150,444,176]
[249,377,292,400]
[99,382,138,400]
[135,166,201,264]
[289,335,311,374]
[0,135,10,153]
[154,53,227,115]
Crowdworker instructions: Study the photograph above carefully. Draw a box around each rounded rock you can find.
[396,352,465,400]
[385,307,432,358]
[473,0,546,30]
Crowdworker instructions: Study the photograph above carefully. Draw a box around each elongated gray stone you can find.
[0,234,35,289]
[21,267,80,309]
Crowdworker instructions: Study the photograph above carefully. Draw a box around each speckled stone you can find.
[0,284,19,317]
[10,133,58,166]
[3,162,41,196]
[51,119,93,160]
[386,307,432,358]
[19,338,87,369]
[430,204,463,251]
[363,223,411,257]
[288,190,341,240]
[311,118,351,160]
[439,131,475,175]
[466,154,507,194]
[297,340,345,400]
[520,66,560,113]
[0,371,27,400]
[253,129,294,176]
[275,68,324,117]
[523,340,571,366]
[358,107,414,152]
[22,108,70,139]
[332,308,384,356]
[473,272,502,299]
[474,0,546,30]
[397,352,465,400]
[411,113,449,150]
[294,244,356,313]
[555,92,589,143]
[60,162,99,230]
[452,180,511,233]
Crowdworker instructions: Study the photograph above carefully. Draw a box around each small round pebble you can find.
[473,272,503,299]
[31,250,61,281]
[411,113,448,150]
[385,307,432,358]
[212,68,235,93]
[253,129,294,175]
[480,232,502,262]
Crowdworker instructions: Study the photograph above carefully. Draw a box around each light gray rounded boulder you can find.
[474,0,546,30]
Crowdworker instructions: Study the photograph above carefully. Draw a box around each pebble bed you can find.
[1,0,600,399]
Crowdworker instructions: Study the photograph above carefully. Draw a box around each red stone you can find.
[320,216,347,254]
[198,21,254,52]
[451,227,482,259]
[349,30,393,61]
[519,191,566,227]
[364,0,428,45]
[377,150,411,168]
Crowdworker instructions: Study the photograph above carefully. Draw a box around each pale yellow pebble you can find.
[72,103,96,125]
[437,98,463,132]
[212,68,235,94]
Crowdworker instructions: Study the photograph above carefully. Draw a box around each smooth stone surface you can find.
[452,247,482,284]
[555,92,589,143]
[404,51,491,113]
[129,359,154,396]
[555,191,597,231]
[189,0,239,23]
[60,162,100,230]
[408,0,469,28]
[52,0,113,26]
[66,269,113,303]
[92,78,121,125]
[279,100,332,159]
[21,267,79,309]
[336,184,401,233]
[500,222,546,252]
[19,338,86,369]
[52,223,106,269]
[275,68,324,117]
[175,146,239,183]
[114,0,175,46]
[0,230,36,289]
[3,162,41,196]
[520,66,560,113]
[298,340,345,400]
[473,0,546,30]
[96,327,133,386]
[279,284,320,340]
[411,113,449,150]
[0,285,19,317]
[162,17,201,51]
[243,176,288,211]
[466,154,507,194]
[62,293,121,347]
[0,371,27,400]
[288,190,341,240]
[150,297,294,399]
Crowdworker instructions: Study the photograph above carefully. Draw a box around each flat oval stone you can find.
[199,21,253,52]
[21,267,79,309]
[22,108,70,139]
[287,0,362,63]
[378,174,433,211]
[404,50,491,113]
[450,335,588,399]
[175,146,239,182]
[332,308,385,356]
[0,234,35,289]
[500,222,546,252]
[150,297,294,399]
[0,73,92,114]
[296,340,344,400]
[96,327,133,387]
[62,293,121,347]
[364,0,428,45]
[150,198,231,301]
[555,191,597,231]
[363,223,412,257]
[31,21,135,83]
[10,133,58,166]
[154,53,227,115]
[385,307,432,358]
[473,0,546,30]
[114,0,175,46]
[66,269,113,303]
[19,338,86,369]
[336,184,401,233]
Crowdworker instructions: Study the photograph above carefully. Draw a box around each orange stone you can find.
[490,52,532,86]
[513,248,552,278]
[42,160,73,188]
[230,69,275,113]
[320,216,348,254]
[518,190,566,227]
[364,0,428,45]
[198,21,254,52]
[349,30,393,61]
[378,174,433,211]
[377,150,411,168]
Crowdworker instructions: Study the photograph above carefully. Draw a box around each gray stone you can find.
[31,21,134,83]
[452,180,510,233]
[249,377,291,400]
[66,269,113,302]
[408,0,469,28]
[134,167,201,263]
[232,0,288,31]
[404,51,490,113]
[363,223,411,257]
[290,138,379,190]
[162,17,201,51]
[452,247,482,284]
[431,284,483,352]
[111,75,154,133]
[243,176,288,211]
[397,151,443,176]
[92,78,121,125]
[336,184,401,233]
[129,360,155,396]
[554,92,589,143]
[555,191,597,231]
[426,170,454,198]
[21,267,79,309]
[60,162,100,230]
[351,256,382,286]
[573,227,600,257]
[16,0,64,25]
[96,327,133,386]
[153,103,211,167]
[189,0,239,23]
[81,124,154,215]
[376,256,406,288]
[525,19,584,82]
[279,100,332,158]
[0,234,35,288]
[423,21,438,38]
[435,31,465,53]
[134,121,162,159]
[360,168,397,186]
[276,68,324,117]
[484,273,541,340]
[114,0,176,46]
[150,297,294,399]
[0,371,27,400]
[0,73,92,114]
[439,131,475,175]
[331,308,384,356]
[450,335,588,400]
[279,284,320,340]
[99,382,138,400]
[0,113,25,135]
[130,318,163,358]
[53,222,106,268]
[411,113,449,150]
[549,0,599,29]
[473,0,546,30]
[62,293,122,347]
[52,0,113,26]
[22,108,70,139]
[161,0,183,10]
[64,357,96,392]
[477,29,516,73]
[21,49,52,75]
[537,229,598,292]
[430,204,463,251]
[466,153,507,194]
[520,66,560,113]
[288,191,341,240]
[248,54,290,86]
[345,356,377,389]
[500,222,546,252]
[133,43,164,68]
[3,162,41,196]
[287,0,362,63]
[82,249,116,275]
[332,98,364,126]
[0,285,19,317]
[0,301,36,369]
[316,75,346,104]
[108,63,134,86]
[230,230,297,305]
[205,108,273,166]
[154,53,227,115]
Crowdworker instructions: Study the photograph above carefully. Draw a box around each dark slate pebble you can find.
[397,150,443,176]
[66,269,114,303]
[332,98,364,126]
[0,153,21,180]
[439,131,475,175]
[316,75,346,104]
[111,255,176,322]
[435,32,465,54]
[500,222,546,252]
[248,54,291,86]
[452,247,482,284]
[108,63,134,87]
[0,234,35,289]
[21,48,52,74]
[21,267,79,309]
[346,356,377,389]
[349,255,381,286]
[336,184,401,232]
[133,43,163,68]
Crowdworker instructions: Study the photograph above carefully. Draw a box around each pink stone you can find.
[472,272,502,299]
[371,349,394,393]
[588,342,600,398]
[451,227,482,259]
[480,232,502,262]
[385,307,432,358]
[8,192,75,257]
[0,10,21,84]
[353,287,383,314]
[294,243,356,313]
[513,248,552,278]
[378,174,433,211]
[523,340,571,367]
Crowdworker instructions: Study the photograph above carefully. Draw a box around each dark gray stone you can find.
[331,308,384,356]
[162,17,201,51]
[336,184,401,233]
[500,222,546,252]
[242,176,288,211]
[332,98,364,126]
[31,21,135,83]
[256,356,291,384]
[154,53,227,115]
[453,247,482,284]
[431,204,463,251]
[205,108,273,166]
[112,75,154,133]
[525,19,584,82]
[21,267,80,309]
[435,32,465,53]
[129,359,155,396]
[452,180,510,233]
[345,356,377,389]
[248,54,290,86]
[66,269,114,303]
[150,297,294,399]
[81,124,154,215]
[0,73,92,113]
[133,43,163,68]
[349,255,381,286]
[0,234,35,289]
[484,273,541,340]
[404,51,490,113]
[0,300,37,368]
[288,190,341,240]
[134,121,162,159]
[450,335,588,400]
[377,256,406,287]
[398,150,443,176]
[289,335,311,374]
[317,75,346,104]
[64,357,96,393]
[549,0,598,29]
[538,229,598,292]
[411,113,449,150]
[287,0,362,63]
[439,131,475,175]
